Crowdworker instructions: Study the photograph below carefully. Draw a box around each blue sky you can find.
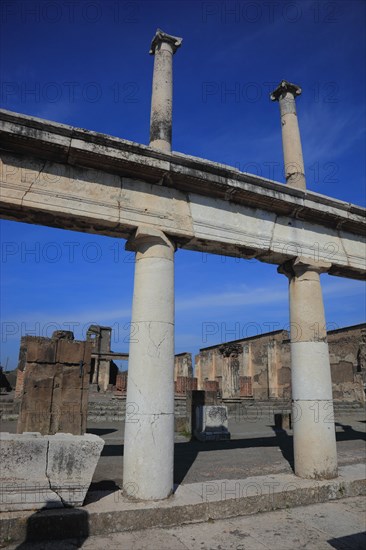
[1,0,365,370]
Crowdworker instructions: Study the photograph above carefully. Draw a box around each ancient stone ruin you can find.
[16,330,91,435]
[0,27,365,504]
[195,324,366,403]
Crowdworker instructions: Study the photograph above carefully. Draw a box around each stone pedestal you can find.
[271,80,306,190]
[194,405,230,441]
[279,258,338,479]
[149,29,182,152]
[123,226,175,500]
[0,432,104,511]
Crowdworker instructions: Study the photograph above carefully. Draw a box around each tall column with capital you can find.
[278,258,338,479]
[271,80,306,190]
[149,29,182,153]
[219,344,242,398]
[123,226,175,500]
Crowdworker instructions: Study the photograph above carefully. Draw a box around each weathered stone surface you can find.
[1,464,364,544]
[196,324,365,403]
[270,80,305,190]
[149,29,182,152]
[0,110,364,280]
[174,353,193,380]
[17,335,92,435]
[56,339,88,364]
[26,338,57,364]
[194,405,230,441]
[123,227,175,501]
[282,259,338,480]
[0,432,104,511]
[175,376,197,394]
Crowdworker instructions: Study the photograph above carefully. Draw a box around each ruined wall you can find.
[115,371,128,394]
[248,332,289,399]
[197,331,289,399]
[277,340,292,400]
[175,376,197,394]
[196,348,236,393]
[195,324,366,402]
[328,325,365,402]
[174,353,193,380]
[115,366,197,396]
[17,332,91,435]
[87,325,113,391]
[14,369,25,399]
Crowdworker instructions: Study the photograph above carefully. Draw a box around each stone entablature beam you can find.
[0,110,365,280]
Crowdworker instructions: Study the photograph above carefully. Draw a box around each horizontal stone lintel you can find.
[0,109,365,280]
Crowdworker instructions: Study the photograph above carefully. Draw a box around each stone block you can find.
[0,432,104,511]
[204,391,219,405]
[175,376,197,394]
[203,380,219,393]
[194,405,230,441]
[56,340,89,364]
[26,338,57,364]
[239,376,252,397]
[331,362,354,384]
[14,369,25,399]
[116,372,128,393]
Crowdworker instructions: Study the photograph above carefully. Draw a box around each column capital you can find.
[219,343,243,358]
[270,80,302,102]
[126,225,176,252]
[149,29,183,55]
[278,257,331,279]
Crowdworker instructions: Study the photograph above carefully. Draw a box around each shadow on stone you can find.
[328,531,366,549]
[14,506,89,548]
[86,480,121,505]
[335,422,366,441]
[173,433,295,485]
[86,428,118,437]
[101,443,124,457]
[269,425,295,472]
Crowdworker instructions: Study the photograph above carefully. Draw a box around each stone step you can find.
[1,464,365,545]
[0,403,15,410]
[1,398,363,423]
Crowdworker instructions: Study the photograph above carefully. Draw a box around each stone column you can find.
[195,355,202,390]
[98,359,110,392]
[267,340,278,398]
[219,344,242,398]
[278,258,338,479]
[149,29,182,152]
[270,80,306,190]
[123,225,175,500]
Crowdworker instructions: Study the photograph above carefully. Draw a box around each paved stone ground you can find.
[1,414,365,549]
[5,496,366,549]
[82,412,366,490]
[1,414,365,491]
